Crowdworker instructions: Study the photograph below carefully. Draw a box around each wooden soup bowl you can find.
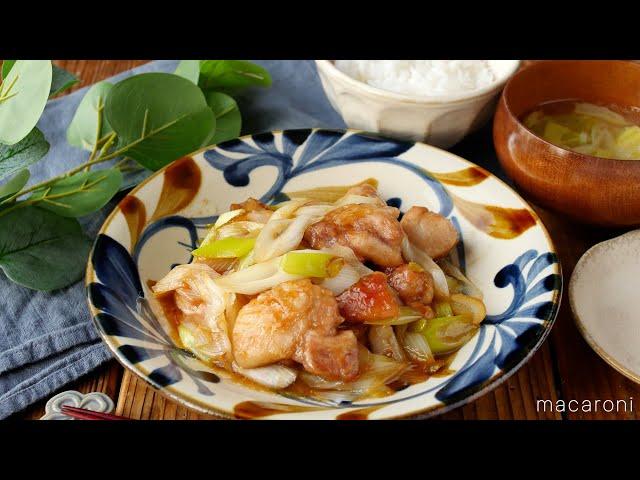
[493,60,640,227]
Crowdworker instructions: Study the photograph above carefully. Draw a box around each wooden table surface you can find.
[16,60,640,420]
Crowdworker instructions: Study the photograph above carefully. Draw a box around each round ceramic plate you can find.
[569,230,640,384]
[86,129,562,419]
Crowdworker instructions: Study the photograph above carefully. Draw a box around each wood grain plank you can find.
[116,369,219,420]
[53,60,149,93]
[441,342,562,420]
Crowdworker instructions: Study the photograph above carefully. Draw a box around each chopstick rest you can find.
[40,390,115,420]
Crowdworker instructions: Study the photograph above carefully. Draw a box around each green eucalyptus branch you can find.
[0,59,270,291]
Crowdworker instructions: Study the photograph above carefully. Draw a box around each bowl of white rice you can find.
[315,60,520,148]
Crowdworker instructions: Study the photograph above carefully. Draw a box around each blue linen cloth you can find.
[0,59,505,419]
[0,59,346,418]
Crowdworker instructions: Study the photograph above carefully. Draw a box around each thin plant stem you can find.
[84,99,105,172]
[8,156,112,200]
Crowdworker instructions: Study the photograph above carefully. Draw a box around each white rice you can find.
[334,60,497,97]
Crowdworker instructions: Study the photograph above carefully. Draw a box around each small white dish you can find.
[570,229,640,383]
[315,60,520,148]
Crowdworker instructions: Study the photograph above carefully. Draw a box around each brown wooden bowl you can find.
[493,60,640,227]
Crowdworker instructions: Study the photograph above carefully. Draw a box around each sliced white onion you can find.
[214,257,303,295]
[368,325,406,362]
[236,250,256,270]
[232,362,298,389]
[402,332,435,364]
[402,236,449,299]
[253,218,292,261]
[319,245,372,276]
[216,221,263,240]
[270,198,312,219]
[450,293,486,324]
[296,203,333,218]
[439,258,483,299]
[320,264,362,294]
[214,208,245,228]
[317,245,372,294]
[254,214,320,262]
[299,371,343,390]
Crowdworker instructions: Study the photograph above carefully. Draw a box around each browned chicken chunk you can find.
[304,203,404,267]
[232,279,358,381]
[387,263,434,305]
[400,206,458,259]
[230,197,273,224]
[387,263,435,317]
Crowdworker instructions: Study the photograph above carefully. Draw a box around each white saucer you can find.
[570,229,640,384]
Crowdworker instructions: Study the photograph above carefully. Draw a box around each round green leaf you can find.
[0,169,30,203]
[174,60,200,84]
[66,81,114,151]
[105,72,215,171]
[30,168,123,217]
[0,60,52,145]
[0,127,50,181]
[0,206,92,291]
[2,60,15,80]
[205,91,241,145]
[50,65,79,98]
[199,60,272,91]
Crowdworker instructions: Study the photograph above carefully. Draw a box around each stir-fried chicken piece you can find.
[230,197,273,224]
[304,203,404,267]
[386,263,435,317]
[386,263,434,305]
[232,279,358,381]
[337,272,400,323]
[400,206,458,259]
[300,331,360,381]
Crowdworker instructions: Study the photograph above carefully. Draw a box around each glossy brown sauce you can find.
[336,404,384,420]
[233,401,323,419]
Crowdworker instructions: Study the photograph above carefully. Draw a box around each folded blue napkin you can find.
[0,59,346,418]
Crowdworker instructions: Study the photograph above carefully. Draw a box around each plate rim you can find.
[86,127,563,420]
